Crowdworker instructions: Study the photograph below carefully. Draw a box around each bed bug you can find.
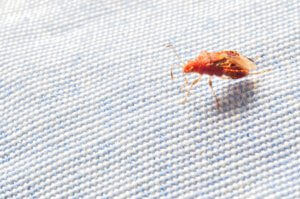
[166,44,270,108]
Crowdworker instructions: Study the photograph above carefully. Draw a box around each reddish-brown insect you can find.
[166,44,269,108]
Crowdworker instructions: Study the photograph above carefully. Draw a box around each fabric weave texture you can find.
[0,0,299,198]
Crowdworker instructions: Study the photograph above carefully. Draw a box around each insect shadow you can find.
[217,79,256,112]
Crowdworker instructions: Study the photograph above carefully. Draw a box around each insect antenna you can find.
[165,43,185,80]
[166,43,199,104]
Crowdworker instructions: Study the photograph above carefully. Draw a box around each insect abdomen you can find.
[223,68,249,79]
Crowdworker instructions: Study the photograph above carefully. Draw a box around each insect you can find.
[166,44,270,108]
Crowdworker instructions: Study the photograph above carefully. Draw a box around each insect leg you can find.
[247,57,255,62]
[180,75,202,103]
[180,77,189,92]
[180,77,189,103]
[247,55,261,63]
[187,75,202,96]
[208,77,220,108]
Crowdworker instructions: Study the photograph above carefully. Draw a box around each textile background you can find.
[0,0,299,198]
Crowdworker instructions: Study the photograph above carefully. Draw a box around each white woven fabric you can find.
[0,0,299,198]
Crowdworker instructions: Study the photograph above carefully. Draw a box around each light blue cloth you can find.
[0,0,299,198]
